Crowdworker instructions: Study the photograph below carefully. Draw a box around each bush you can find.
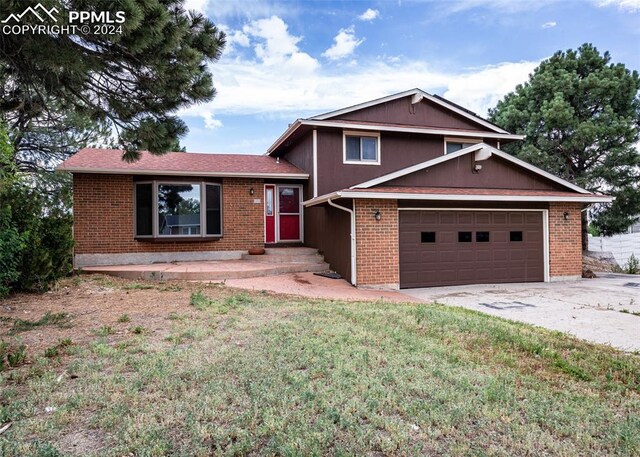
[0,205,25,297]
[625,254,639,275]
[0,178,73,297]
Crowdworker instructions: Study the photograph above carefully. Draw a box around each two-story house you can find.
[59,89,611,288]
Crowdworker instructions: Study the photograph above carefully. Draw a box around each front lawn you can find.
[1,276,639,456]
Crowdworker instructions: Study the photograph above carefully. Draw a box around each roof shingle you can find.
[57,148,308,178]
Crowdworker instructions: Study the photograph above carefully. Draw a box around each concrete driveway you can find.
[401,274,640,352]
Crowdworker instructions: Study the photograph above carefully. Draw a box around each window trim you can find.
[133,180,223,239]
[444,136,482,155]
[343,130,381,165]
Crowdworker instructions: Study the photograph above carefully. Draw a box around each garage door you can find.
[399,210,545,288]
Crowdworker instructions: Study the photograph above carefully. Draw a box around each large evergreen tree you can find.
[488,43,640,248]
[0,0,225,164]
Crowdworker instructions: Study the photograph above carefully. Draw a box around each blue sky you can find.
[178,0,640,155]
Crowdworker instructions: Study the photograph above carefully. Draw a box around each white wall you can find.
[588,233,640,267]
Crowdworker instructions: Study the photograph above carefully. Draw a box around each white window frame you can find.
[343,130,381,165]
[133,180,223,238]
[444,136,482,155]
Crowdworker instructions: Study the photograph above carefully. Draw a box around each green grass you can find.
[1,288,639,456]
[10,312,71,334]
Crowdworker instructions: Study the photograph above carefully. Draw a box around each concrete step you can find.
[82,260,330,281]
[241,253,325,263]
[264,247,319,256]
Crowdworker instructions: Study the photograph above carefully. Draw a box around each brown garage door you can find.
[399,210,544,288]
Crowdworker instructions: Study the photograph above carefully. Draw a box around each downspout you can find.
[327,198,357,286]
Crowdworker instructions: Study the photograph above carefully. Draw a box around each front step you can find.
[242,247,326,264]
[241,253,325,263]
[80,247,331,281]
[82,260,329,281]
[264,247,319,256]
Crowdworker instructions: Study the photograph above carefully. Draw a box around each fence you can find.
[588,233,640,267]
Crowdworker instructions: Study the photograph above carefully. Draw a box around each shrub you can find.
[624,254,639,275]
[118,314,131,323]
[0,205,25,297]
[0,178,73,296]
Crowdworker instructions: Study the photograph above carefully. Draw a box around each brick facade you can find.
[355,199,400,287]
[73,174,264,255]
[548,201,582,278]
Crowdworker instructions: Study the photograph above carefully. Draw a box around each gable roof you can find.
[58,148,308,179]
[310,88,510,134]
[350,143,591,195]
[266,89,522,155]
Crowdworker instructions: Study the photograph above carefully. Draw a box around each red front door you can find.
[277,186,301,241]
[264,185,275,243]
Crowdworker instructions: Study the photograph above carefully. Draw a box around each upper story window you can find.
[135,181,222,238]
[343,131,380,165]
[444,137,482,154]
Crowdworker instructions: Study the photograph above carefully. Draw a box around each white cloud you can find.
[443,61,539,115]
[202,113,223,129]
[180,16,541,131]
[597,0,640,11]
[542,21,557,28]
[242,16,318,71]
[322,27,364,60]
[358,8,380,21]
[183,0,209,13]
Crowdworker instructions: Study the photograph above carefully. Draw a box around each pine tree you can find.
[0,0,225,163]
[489,43,640,248]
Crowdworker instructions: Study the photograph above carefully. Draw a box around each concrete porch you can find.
[79,247,330,281]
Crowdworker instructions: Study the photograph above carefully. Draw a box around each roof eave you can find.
[303,190,613,206]
[338,191,613,203]
[56,167,309,180]
[265,119,303,156]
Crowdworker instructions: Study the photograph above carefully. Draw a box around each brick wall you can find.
[73,174,264,255]
[355,199,399,287]
[548,202,582,278]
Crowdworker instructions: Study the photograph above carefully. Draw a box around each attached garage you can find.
[399,209,546,288]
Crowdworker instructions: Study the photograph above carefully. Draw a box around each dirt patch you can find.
[58,428,105,456]
[0,276,233,357]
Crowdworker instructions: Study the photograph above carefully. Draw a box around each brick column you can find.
[548,202,583,279]
[355,199,399,288]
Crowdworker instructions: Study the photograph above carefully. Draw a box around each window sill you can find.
[134,236,222,243]
[343,160,380,165]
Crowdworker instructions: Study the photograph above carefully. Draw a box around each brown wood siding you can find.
[304,204,351,281]
[317,130,446,195]
[282,134,314,199]
[386,155,566,191]
[399,210,544,288]
[334,96,490,131]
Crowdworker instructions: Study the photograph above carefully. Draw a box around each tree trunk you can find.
[581,209,589,252]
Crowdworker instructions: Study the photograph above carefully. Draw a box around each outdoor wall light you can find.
[473,164,483,173]
[249,187,255,196]
[373,210,382,221]
[563,211,570,220]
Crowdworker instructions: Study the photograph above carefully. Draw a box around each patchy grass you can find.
[0,276,639,456]
[10,311,71,334]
